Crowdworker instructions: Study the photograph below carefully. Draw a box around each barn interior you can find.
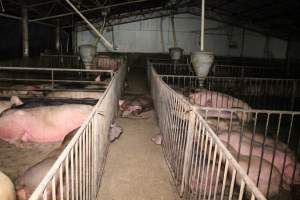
[0,0,300,200]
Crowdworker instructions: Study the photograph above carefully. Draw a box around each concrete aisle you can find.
[97,68,180,200]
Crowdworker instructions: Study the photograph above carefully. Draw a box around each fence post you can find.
[180,109,196,196]
[290,80,297,110]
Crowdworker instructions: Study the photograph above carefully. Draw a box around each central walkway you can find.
[97,68,179,200]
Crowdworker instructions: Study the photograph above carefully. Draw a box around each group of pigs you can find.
[186,89,300,198]
[0,93,122,200]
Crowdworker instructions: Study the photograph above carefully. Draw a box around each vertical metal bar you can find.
[180,111,195,196]
[71,149,75,200]
[79,136,83,199]
[200,0,205,51]
[59,166,64,200]
[65,156,70,200]
[51,177,56,200]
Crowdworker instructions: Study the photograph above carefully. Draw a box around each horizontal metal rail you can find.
[0,66,113,73]
[212,64,288,78]
[0,66,114,92]
[40,54,84,68]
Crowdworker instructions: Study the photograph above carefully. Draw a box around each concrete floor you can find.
[97,68,180,200]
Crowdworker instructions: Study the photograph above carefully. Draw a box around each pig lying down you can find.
[16,122,123,200]
[119,95,153,118]
[15,128,78,200]
[0,170,16,200]
[0,104,93,144]
[218,130,300,191]
[189,89,252,123]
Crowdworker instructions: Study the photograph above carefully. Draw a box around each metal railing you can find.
[40,54,84,68]
[160,74,300,111]
[39,54,127,71]
[198,107,300,199]
[0,66,114,91]
[29,62,127,200]
[148,61,267,200]
[149,60,296,78]
[211,64,288,78]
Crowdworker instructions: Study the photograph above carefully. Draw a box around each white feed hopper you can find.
[191,51,214,78]
[79,44,96,69]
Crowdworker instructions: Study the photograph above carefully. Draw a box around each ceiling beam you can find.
[0,12,56,27]
[30,0,149,22]
[65,6,187,30]
[27,0,59,8]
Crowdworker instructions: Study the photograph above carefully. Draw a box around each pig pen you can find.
[148,61,266,200]
[148,60,300,200]
[27,62,127,200]
[152,61,300,111]
[210,64,290,78]
[0,61,126,199]
[39,53,126,71]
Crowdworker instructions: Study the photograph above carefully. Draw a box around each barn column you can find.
[56,19,60,52]
[22,7,29,57]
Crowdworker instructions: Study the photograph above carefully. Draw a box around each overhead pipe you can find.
[200,0,205,51]
[64,0,115,50]
[171,14,177,47]
[191,0,215,81]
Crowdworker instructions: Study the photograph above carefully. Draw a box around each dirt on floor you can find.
[98,67,179,200]
[0,140,60,183]
[98,110,180,200]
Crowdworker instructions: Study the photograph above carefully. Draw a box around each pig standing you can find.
[0,104,92,144]
[0,170,16,200]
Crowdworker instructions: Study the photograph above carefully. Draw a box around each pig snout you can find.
[0,171,16,200]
